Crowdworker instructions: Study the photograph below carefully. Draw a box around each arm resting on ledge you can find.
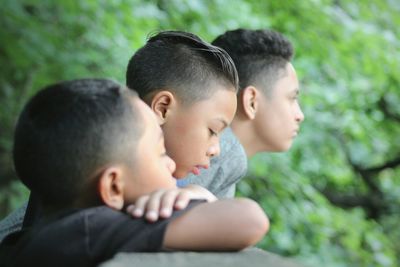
[163,198,269,251]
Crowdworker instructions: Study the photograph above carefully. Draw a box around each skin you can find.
[151,85,237,178]
[99,98,217,221]
[231,62,304,157]
[122,99,177,203]
[98,97,269,251]
[127,63,302,222]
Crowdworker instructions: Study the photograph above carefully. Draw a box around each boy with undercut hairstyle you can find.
[126,30,238,179]
[179,29,305,198]
[0,79,268,267]
[0,30,239,240]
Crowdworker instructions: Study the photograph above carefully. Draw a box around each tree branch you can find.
[333,131,381,193]
[378,95,400,122]
[363,156,400,174]
[320,188,388,219]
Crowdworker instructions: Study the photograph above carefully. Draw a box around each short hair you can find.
[126,30,239,105]
[212,29,294,96]
[13,79,143,208]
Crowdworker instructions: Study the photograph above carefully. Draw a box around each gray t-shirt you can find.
[178,127,248,198]
[0,203,26,243]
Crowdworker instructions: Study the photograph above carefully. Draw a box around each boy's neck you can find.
[230,118,262,158]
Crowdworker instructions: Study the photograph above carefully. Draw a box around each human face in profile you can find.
[255,63,304,151]
[161,86,237,178]
[123,99,177,203]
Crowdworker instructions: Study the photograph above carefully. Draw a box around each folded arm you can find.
[163,198,269,251]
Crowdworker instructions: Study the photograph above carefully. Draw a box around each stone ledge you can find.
[99,248,305,267]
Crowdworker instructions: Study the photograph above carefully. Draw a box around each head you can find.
[13,78,176,212]
[126,31,238,178]
[212,29,305,154]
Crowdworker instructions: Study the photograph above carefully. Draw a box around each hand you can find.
[182,184,218,202]
[126,186,217,222]
[126,188,191,223]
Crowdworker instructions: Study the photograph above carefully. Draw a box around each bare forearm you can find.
[163,198,269,251]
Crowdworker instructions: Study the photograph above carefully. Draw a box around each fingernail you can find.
[146,211,157,221]
[126,205,135,213]
[133,208,143,217]
[160,208,171,217]
[175,201,185,209]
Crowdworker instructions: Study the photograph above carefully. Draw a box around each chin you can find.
[271,143,292,152]
[172,170,188,179]
[282,143,293,151]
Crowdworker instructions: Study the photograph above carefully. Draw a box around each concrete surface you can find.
[99,248,305,267]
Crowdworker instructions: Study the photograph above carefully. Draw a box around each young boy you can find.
[179,29,305,198]
[126,30,238,179]
[0,79,268,267]
[0,30,239,239]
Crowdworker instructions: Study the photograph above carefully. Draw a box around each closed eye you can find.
[209,129,218,137]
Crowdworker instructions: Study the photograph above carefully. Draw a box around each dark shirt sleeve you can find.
[87,200,205,263]
[23,192,42,228]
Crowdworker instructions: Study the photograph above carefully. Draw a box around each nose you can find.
[295,103,305,123]
[166,156,176,174]
[206,142,221,158]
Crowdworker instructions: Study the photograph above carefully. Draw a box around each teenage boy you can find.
[0,30,239,240]
[179,29,305,198]
[124,30,239,215]
[126,30,238,179]
[0,79,268,267]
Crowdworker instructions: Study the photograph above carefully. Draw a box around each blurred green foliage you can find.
[0,0,399,266]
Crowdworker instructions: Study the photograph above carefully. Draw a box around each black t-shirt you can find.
[0,201,203,267]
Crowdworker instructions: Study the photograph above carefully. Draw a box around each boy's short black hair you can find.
[13,79,143,209]
[212,29,293,96]
[126,30,239,105]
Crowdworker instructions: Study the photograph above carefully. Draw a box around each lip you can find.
[197,164,209,169]
[191,164,209,175]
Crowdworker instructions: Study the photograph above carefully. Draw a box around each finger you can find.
[174,190,191,210]
[144,189,167,222]
[125,204,135,217]
[158,190,180,219]
[132,195,150,218]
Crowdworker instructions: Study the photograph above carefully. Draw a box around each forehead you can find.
[267,63,298,96]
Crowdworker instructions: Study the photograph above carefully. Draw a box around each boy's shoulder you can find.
[0,206,161,267]
[31,206,169,252]
[0,201,204,267]
[219,127,246,159]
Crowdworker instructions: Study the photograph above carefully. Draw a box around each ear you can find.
[97,167,125,210]
[150,91,176,125]
[241,86,259,120]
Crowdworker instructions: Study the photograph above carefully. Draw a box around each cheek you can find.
[163,133,193,173]
[123,177,144,203]
[270,102,293,125]
[258,108,287,138]
[162,124,186,159]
